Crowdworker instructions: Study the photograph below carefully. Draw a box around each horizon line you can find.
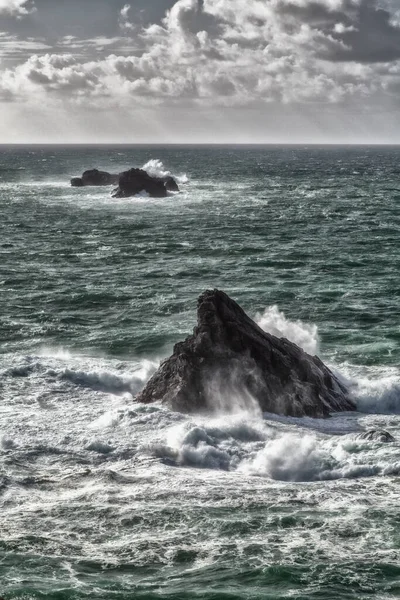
[1,142,400,147]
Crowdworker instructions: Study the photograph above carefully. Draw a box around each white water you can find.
[1,309,400,600]
[142,158,189,184]
[256,305,319,355]
[2,305,399,487]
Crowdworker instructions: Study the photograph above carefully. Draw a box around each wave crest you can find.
[142,159,188,184]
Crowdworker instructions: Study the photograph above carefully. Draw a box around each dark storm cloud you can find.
[278,0,400,63]
[0,0,177,37]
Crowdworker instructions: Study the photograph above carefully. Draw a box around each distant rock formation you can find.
[71,169,119,187]
[112,168,168,198]
[70,177,84,187]
[136,290,356,417]
[71,167,179,197]
[357,430,395,442]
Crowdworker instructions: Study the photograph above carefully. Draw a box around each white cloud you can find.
[1,0,400,141]
[119,3,135,32]
[0,33,50,59]
[0,0,35,16]
[0,0,396,108]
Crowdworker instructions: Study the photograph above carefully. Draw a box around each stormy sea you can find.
[1,144,399,600]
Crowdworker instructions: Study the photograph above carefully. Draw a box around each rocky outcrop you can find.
[112,168,168,198]
[71,167,179,197]
[136,290,356,417]
[71,177,84,187]
[163,175,180,192]
[71,169,120,187]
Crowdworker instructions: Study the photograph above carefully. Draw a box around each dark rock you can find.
[113,168,168,198]
[71,167,179,196]
[357,429,395,442]
[71,177,84,187]
[136,290,356,417]
[71,169,119,187]
[81,169,120,186]
[163,175,180,192]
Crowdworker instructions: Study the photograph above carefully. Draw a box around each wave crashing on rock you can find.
[136,290,356,418]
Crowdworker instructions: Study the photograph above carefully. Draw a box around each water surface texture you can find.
[1,145,400,599]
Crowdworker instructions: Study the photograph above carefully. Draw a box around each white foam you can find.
[239,430,400,481]
[149,413,268,470]
[239,433,330,482]
[142,158,188,184]
[88,409,122,430]
[60,362,157,397]
[349,368,400,415]
[256,305,319,355]
[146,405,400,481]
[38,347,74,360]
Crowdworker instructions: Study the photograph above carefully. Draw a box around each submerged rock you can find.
[357,430,395,442]
[136,290,356,417]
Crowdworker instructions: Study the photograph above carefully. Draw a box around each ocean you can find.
[0,144,399,599]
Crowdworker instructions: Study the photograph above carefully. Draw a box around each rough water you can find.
[1,145,399,599]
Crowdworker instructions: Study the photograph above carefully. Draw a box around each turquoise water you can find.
[0,145,399,599]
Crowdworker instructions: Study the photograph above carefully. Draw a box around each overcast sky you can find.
[1,0,400,143]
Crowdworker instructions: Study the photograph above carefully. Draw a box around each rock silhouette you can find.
[71,167,179,197]
[112,168,168,198]
[136,290,356,417]
[71,169,119,187]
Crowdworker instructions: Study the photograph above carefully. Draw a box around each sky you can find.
[1,0,400,143]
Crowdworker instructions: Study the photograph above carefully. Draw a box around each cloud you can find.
[1,0,400,142]
[119,3,135,32]
[272,0,400,63]
[0,32,50,60]
[0,0,35,16]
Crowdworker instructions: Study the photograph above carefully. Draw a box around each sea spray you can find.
[256,305,319,355]
[142,158,188,184]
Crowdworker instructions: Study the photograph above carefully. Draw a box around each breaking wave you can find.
[146,412,399,482]
[142,158,188,184]
[256,305,319,355]
[255,306,400,414]
[347,367,400,415]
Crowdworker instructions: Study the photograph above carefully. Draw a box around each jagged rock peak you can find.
[136,289,356,418]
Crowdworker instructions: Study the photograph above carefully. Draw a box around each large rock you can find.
[136,290,356,417]
[71,169,119,187]
[113,168,168,198]
[71,167,179,197]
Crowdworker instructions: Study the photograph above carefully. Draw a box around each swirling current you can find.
[0,145,399,599]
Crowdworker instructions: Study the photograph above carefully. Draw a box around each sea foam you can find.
[256,305,319,355]
[142,159,188,185]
